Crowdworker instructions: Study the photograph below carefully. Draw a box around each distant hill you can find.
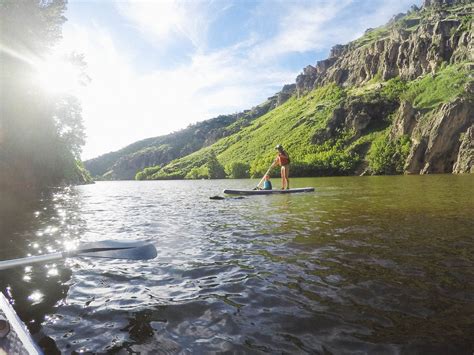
[84,85,295,179]
[87,0,473,180]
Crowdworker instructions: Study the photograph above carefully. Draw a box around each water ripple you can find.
[1,177,473,353]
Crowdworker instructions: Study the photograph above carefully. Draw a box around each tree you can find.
[185,166,209,179]
[54,95,86,159]
[0,0,88,192]
[225,162,250,178]
[206,152,225,179]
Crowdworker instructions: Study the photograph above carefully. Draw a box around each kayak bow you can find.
[0,292,42,355]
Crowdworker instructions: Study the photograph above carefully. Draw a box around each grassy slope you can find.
[403,63,472,109]
[145,84,349,179]
[218,85,346,167]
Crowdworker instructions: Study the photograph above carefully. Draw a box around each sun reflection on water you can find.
[28,291,44,305]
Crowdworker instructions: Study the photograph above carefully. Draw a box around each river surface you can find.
[0,176,473,354]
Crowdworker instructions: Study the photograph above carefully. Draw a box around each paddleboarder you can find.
[273,144,290,190]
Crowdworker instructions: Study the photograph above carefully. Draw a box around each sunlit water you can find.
[1,176,473,353]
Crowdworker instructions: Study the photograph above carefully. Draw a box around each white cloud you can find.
[252,0,423,61]
[116,0,223,49]
[253,0,353,61]
[57,23,296,159]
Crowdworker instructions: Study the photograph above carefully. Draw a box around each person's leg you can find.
[285,165,290,189]
[281,166,288,189]
[280,166,285,189]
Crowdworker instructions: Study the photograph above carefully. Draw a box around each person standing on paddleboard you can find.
[273,144,290,190]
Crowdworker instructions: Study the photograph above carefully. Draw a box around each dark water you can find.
[1,176,473,354]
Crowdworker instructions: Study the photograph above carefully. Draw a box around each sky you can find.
[53,0,422,160]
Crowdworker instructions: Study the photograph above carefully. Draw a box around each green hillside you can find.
[137,58,473,179]
[136,61,472,180]
[84,96,283,180]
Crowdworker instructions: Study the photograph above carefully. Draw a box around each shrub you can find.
[135,171,146,180]
[225,162,250,178]
[402,64,469,109]
[304,149,359,175]
[382,77,408,101]
[206,153,225,179]
[185,166,209,179]
[152,172,186,180]
[368,132,411,174]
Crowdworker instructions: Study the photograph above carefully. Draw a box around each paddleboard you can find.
[223,187,315,195]
[0,292,42,355]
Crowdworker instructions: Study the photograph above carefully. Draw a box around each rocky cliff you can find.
[292,0,473,174]
[296,0,472,91]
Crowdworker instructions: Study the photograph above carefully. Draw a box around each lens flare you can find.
[0,43,84,95]
[35,55,83,95]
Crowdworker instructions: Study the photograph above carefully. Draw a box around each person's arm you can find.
[272,155,278,167]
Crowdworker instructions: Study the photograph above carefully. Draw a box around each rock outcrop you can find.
[404,98,474,174]
[315,95,399,144]
[267,84,296,107]
[423,0,470,7]
[390,101,420,139]
[296,66,318,97]
[277,84,296,106]
[295,0,472,93]
[453,125,474,173]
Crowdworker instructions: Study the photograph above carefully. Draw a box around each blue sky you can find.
[56,0,422,159]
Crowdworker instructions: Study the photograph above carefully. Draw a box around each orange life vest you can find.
[277,151,290,166]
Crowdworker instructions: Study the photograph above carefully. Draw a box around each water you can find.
[0,175,473,353]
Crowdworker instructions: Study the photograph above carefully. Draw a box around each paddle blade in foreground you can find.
[73,240,157,260]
